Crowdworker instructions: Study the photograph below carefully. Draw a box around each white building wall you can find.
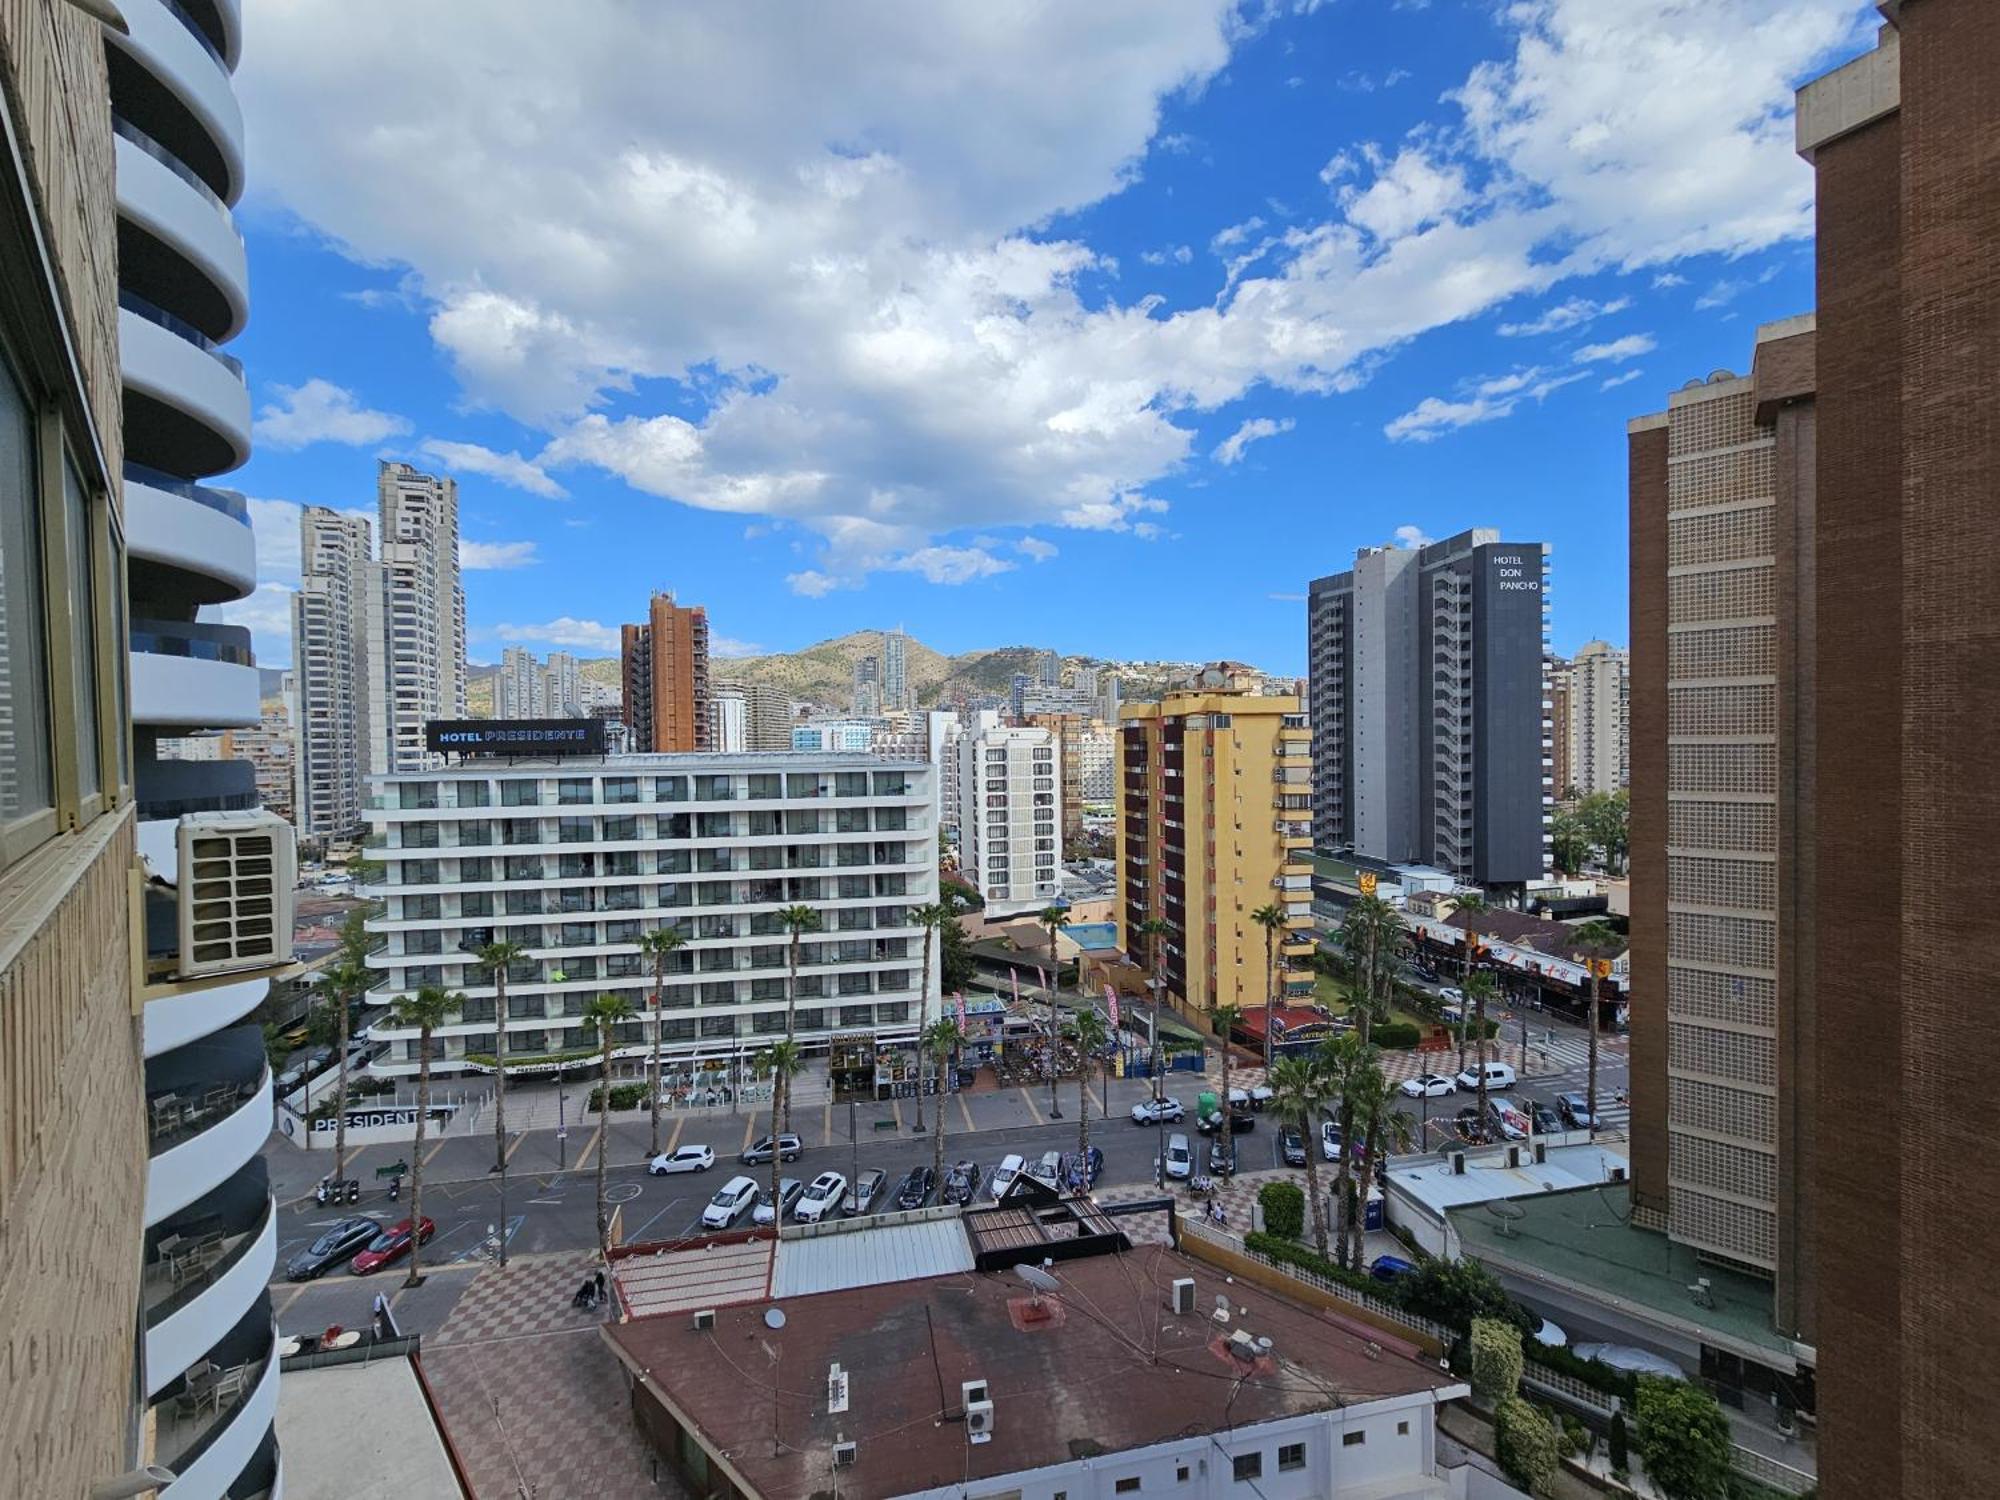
[1565,640,1628,796]
[956,712,1061,918]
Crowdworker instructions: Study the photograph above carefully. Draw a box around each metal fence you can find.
[1183,1218,1455,1346]
[1730,1443,1816,1496]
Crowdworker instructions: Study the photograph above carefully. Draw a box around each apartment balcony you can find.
[151,1298,279,1500]
[119,296,251,476]
[124,461,255,604]
[115,122,248,340]
[1281,936,1317,959]
[144,972,266,1060]
[131,618,259,729]
[106,0,246,203]
[143,1160,275,1395]
[145,1025,271,1224]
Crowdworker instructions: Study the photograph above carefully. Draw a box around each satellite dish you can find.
[765,1307,787,1329]
[1014,1263,1061,1295]
[1485,1200,1528,1239]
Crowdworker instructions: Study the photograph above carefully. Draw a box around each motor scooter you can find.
[314,1176,360,1206]
[386,1173,402,1201]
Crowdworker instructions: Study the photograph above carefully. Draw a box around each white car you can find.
[1438,986,1465,1005]
[1573,1343,1685,1381]
[700,1175,761,1230]
[752,1177,804,1225]
[1455,1061,1517,1091]
[648,1144,716,1176]
[1027,1150,1063,1191]
[990,1154,1026,1200]
[1319,1118,1345,1162]
[1130,1095,1184,1125]
[1400,1072,1458,1099]
[794,1171,848,1224]
[1164,1132,1194,1181]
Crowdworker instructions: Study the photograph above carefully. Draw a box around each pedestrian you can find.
[594,1268,606,1306]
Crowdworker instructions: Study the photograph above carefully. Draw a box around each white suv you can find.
[794,1171,848,1224]
[701,1175,760,1230]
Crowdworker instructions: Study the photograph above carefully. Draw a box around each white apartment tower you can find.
[882,627,910,713]
[709,685,748,752]
[498,645,545,719]
[368,461,467,776]
[956,711,1062,918]
[1565,639,1629,796]
[544,651,582,716]
[293,507,373,840]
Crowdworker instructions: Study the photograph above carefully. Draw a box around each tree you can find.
[314,952,371,1183]
[1550,805,1591,876]
[1465,970,1501,1127]
[1317,1031,1367,1267]
[582,993,635,1261]
[1267,1053,1331,1254]
[1579,790,1630,875]
[1399,1256,1531,1335]
[473,938,529,1267]
[1136,916,1174,1183]
[753,1039,804,1215]
[1250,903,1285,1070]
[777,904,821,1129]
[1212,1002,1243,1141]
[1453,891,1490,1072]
[1573,918,1622,1136]
[1339,894,1406,1046]
[1073,1007,1108,1163]
[389,983,457,1288]
[909,902,954,1132]
[921,1017,963,1189]
[1469,1317,1526,1407]
[1351,1062,1414,1271]
[638,924,687,1158]
[1038,905,1070,1120]
[939,904,977,993]
[1494,1395,1559,1496]
[1632,1376,1733,1500]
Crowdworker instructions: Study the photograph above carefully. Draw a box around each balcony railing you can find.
[118,290,245,376]
[125,460,250,524]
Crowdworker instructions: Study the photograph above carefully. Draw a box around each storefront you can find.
[829,1032,877,1101]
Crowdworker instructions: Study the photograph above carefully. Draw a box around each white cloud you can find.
[1651,272,1688,289]
[459,539,539,569]
[786,570,839,598]
[1572,332,1656,363]
[887,545,1014,586]
[1384,367,1588,442]
[1140,244,1195,266]
[1600,368,1645,391]
[1268,591,1306,602]
[419,438,568,498]
[1210,215,1266,252]
[253,378,410,449]
[1212,415,1295,465]
[489,617,621,651]
[212,581,296,661]
[1016,535,1059,562]
[1497,295,1630,337]
[244,497,305,579]
[712,634,763,657]
[1392,525,1435,548]
[240,0,1861,584]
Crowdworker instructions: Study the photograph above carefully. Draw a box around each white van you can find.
[1164,1132,1194,1181]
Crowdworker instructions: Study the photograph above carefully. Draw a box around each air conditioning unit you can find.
[965,1399,995,1444]
[1172,1277,1197,1315]
[176,811,296,979]
[1450,1151,1467,1176]
[832,1439,857,1468]
[692,1309,716,1331]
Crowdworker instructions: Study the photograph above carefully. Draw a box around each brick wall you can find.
[1624,420,1670,1218]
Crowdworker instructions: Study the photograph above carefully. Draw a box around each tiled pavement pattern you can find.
[420,1252,683,1499]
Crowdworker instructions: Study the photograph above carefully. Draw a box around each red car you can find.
[348,1216,436,1275]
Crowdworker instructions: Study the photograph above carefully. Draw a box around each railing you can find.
[119,290,245,377]
[143,1195,273,1327]
[112,116,239,231]
[158,0,228,66]
[131,617,254,665]
[1730,1445,1816,1496]
[1520,1360,1621,1417]
[1183,1219,1456,1345]
[124,460,250,524]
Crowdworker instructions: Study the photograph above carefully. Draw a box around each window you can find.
[61,459,97,802]
[1396,1421,1409,1436]
[502,779,540,806]
[1114,1478,1141,1495]
[1278,1443,1305,1472]
[1232,1453,1262,1481]
[0,358,53,845]
[1341,1431,1366,1448]
[456,781,489,808]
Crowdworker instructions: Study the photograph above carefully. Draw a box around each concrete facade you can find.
[956,713,1060,918]
[620,591,710,753]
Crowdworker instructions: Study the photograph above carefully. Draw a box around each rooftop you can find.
[274,1354,462,1499]
[1384,1141,1630,1216]
[603,1246,1463,1499]
[1447,1184,1804,1369]
[368,750,930,780]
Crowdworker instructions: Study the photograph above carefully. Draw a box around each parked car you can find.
[1556,1092,1597,1129]
[1485,1097,1530,1141]
[1208,1138,1238,1176]
[989,1154,1027,1199]
[1058,1147,1104,1190]
[843,1168,887,1216]
[940,1161,984,1205]
[741,1133,803,1165]
[1438,986,1465,1006]
[649,1144,716,1176]
[1245,1084,1275,1111]
[1130,1095,1184,1125]
[894,1166,936,1210]
[287,1216,379,1280]
[1368,1254,1416,1285]
[1279,1125,1307,1167]
[752,1177,804,1225]
[1452,1107,1492,1145]
[349,1216,436,1275]
[794,1171,848,1224]
[1572,1343,1686,1381]
[1164,1133,1194,1181]
[1455,1061,1517,1091]
[1027,1151,1064,1191]
[1529,1101,1563,1135]
[1320,1118,1343,1161]
[1399,1072,1457,1099]
[701,1175,761,1230]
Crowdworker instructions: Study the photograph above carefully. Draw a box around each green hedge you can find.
[1470,1317,1525,1406]
[1257,1182,1305,1240]
[588,1083,647,1111]
[1244,1231,1388,1303]
[1494,1394,1560,1495]
[1371,1019,1499,1049]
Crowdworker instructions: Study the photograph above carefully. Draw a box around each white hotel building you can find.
[363,754,939,1073]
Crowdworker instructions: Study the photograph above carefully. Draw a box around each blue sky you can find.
[220,0,1869,679]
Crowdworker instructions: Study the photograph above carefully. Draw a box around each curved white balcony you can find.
[125,465,256,603]
[146,1065,271,1224]
[115,131,248,339]
[159,1332,278,1500]
[108,0,245,204]
[145,974,268,1059]
[132,620,259,729]
[146,1201,275,1395]
[119,303,251,475]
[205,0,242,70]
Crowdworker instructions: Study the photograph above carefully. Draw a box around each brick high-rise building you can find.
[1564,640,1629,797]
[620,591,711,752]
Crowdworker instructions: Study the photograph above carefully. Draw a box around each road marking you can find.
[578,1121,605,1171]
[666,1115,684,1157]
[605,1182,642,1205]
[740,1113,758,1153]
[527,1196,564,1205]
[422,1134,449,1167]
[504,1128,531,1164]
[891,1098,904,1131]
[274,1283,312,1319]
[957,1093,975,1133]
[621,1197,681,1247]
[1021,1088,1043,1127]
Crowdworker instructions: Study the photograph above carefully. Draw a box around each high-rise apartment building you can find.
[621,591,710,752]
[1564,641,1629,797]
[1025,712,1113,852]
[925,709,962,843]
[293,506,372,840]
[104,0,290,1490]
[364,755,938,1072]
[1115,671,1316,1015]
[852,653,881,717]
[367,461,466,775]
[1545,652,1574,800]
[223,707,296,825]
[1308,529,1551,888]
[709,685,748,752]
[543,651,582,716]
[882,627,909,713]
[793,720,874,753]
[498,645,545,719]
[955,713,1061,918]
[1035,648,1062,685]
[718,679,791,752]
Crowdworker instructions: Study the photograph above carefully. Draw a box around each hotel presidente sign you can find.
[424,718,607,757]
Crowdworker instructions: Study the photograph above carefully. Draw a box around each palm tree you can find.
[1250,903,1285,1070]
[582,993,635,1261]
[1317,1031,1367,1269]
[473,938,528,1267]
[1339,893,1405,1046]
[909,902,954,1132]
[1136,915,1174,1185]
[753,1039,804,1215]
[1038,905,1070,1119]
[922,1017,963,1190]
[777,905,821,1129]
[1073,1008,1109,1164]
[1341,1055,1393,1271]
[390,984,457,1288]
[1465,970,1500,1129]
[638,925,687,1158]
[1573,918,1622,1135]
[315,952,370,1183]
[1212,1002,1244,1136]
[1268,1054,1331,1255]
